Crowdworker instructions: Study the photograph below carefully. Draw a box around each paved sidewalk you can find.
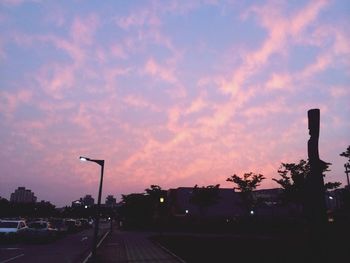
[94,228,183,262]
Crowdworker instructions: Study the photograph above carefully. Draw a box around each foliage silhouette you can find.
[189,184,220,217]
[226,172,265,214]
[273,159,340,206]
[340,145,350,163]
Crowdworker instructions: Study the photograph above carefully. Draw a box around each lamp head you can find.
[79,156,89,161]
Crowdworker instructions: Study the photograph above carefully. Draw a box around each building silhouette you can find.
[168,187,291,218]
[10,187,37,203]
[72,194,95,207]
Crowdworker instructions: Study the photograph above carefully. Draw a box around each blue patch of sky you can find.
[13,104,44,121]
[313,68,350,86]
[116,73,174,106]
[61,0,138,16]
[317,1,350,24]
[164,5,265,52]
[287,45,320,73]
[94,22,128,47]
[1,44,67,89]
[6,3,47,35]
[144,43,174,62]
[120,106,166,127]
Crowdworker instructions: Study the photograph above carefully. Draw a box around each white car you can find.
[0,220,28,240]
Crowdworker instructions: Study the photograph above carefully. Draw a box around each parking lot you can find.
[0,221,110,263]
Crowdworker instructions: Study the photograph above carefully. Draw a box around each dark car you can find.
[79,218,91,229]
[65,219,81,233]
[25,221,58,242]
[49,218,68,236]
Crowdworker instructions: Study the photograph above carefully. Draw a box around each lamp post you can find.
[345,163,350,187]
[79,156,105,261]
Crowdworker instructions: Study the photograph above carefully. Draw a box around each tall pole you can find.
[304,109,329,262]
[92,160,104,261]
[305,109,328,224]
[345,163,350,187]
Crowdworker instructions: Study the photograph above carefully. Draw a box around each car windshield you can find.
[28,222,47,229]
[0,222,18,228]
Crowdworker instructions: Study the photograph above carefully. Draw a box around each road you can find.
[0,223,110,263]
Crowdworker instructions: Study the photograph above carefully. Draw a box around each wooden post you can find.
[305,109,327,225]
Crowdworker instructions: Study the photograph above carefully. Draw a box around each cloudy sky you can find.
[1,0,349,207]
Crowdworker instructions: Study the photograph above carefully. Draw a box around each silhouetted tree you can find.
[189,184,220,217]
[273,159,340,206]
[273,160,310,205]
[145,185,168,219]
[340,146,350,211]
[227,172,265,214]
[324,182,342,190]
[118,193,153,229]
[340,145,350,163]
[145,185,166,204]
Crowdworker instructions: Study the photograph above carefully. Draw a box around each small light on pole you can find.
[159,197,164,203]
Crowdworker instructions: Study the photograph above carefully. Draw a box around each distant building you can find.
[168,187,294,218]
[105,195,117,207]
[168,187,244,218]
[10,187,37,203]
[72,195,95,207]
[82,195,95,206]
[72,199,82,207]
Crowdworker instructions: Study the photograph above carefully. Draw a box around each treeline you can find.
[0,199,116,219]
[117,146,350,229]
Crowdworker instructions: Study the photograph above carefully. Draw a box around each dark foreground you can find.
[0,223,110,263]
[152,225,348,263]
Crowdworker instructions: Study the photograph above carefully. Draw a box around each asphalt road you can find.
[0,223,110,263]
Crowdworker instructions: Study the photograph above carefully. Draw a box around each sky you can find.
[0,0,349,207]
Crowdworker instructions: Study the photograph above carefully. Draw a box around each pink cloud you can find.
[35,63,75,99]
[265,73,292,90]
[301,53,332,78]
[115,9,161,30]
[0,89,32,119]
[110,44,128,59]
[329,85,349,98]
[144,57,177,83]
[70,14,99,45]
[123,95,159,111]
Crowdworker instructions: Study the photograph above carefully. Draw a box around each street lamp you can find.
[344,163,350,187]
[79,156,105,261]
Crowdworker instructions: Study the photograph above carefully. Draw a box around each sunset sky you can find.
[1,0,349,207]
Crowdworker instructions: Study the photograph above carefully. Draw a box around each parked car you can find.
[25,221,58,242]
[49,218,68,236]
[79,218,91,229]
[65,219,80,233]
[0,220,28,241]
